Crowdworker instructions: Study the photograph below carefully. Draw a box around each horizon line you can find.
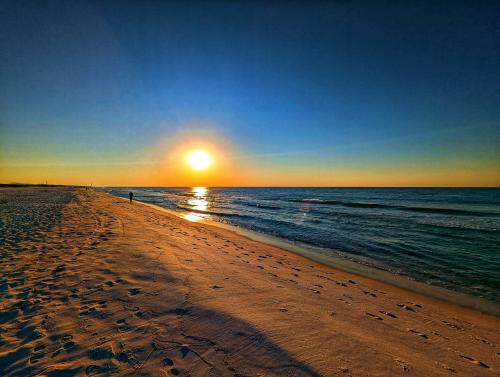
[3,183,499,189]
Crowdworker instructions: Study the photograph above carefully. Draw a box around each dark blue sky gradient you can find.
[1,1,499,184]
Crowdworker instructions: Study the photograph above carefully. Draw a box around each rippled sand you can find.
[0,188,499,376]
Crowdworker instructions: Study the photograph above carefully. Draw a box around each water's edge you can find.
[107,192,500,317]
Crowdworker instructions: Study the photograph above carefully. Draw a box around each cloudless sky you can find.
[1,0,499,186]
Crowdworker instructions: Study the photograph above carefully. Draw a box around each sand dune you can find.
[0,188,499,376]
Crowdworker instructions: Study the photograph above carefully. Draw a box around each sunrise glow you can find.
[186,150,212,171]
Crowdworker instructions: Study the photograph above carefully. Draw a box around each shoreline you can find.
[2,187,499,376]
[114,193,500,317]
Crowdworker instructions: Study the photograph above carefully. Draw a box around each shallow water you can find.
[101,187,500,303]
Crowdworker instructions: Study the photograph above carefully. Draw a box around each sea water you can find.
[101,187,500,304]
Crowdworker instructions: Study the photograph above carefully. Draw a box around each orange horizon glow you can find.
[1,162,500,187]
[1,131,500,188]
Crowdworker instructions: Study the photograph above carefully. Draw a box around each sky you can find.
[1,0,499,187]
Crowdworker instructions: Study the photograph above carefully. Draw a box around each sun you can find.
[186,150,212,171]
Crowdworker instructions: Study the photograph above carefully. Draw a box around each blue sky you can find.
[1,1,499,186]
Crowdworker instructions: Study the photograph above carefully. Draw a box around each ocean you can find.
[100,187,500,304]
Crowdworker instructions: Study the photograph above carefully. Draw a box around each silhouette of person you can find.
[129,192,133,203]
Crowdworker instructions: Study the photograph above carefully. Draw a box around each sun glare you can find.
[187,150,212,171]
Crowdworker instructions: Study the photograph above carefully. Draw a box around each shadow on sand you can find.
[0,188,321,376]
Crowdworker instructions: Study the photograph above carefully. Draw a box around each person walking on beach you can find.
[129,191,134,203]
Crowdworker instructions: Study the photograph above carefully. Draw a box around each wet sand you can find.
[0,187,499,376]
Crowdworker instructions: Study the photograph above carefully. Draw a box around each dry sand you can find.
[0,187,499,376]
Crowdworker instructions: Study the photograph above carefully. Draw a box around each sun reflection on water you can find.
[181,213,206,222]
[181,187,211,222]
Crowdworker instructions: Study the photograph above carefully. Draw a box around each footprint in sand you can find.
[366,312,384,321]
[397,303,416,312]
[16,325,43,343]
[29,350,45,364]
[431,331,449,340]
[115,351,130,364]
[162,357,174,366]
[338,298,351,305]
[63,341,77,352]
[460,355,489,368]
[34,343,46,352]
[442,320,464,331]
[473,335,493,346]
[128,288,141,295]
[88,345,114,360]
[86,364,112,375]
[379,310,397,318]
[394,358,412,372]
[116,319,131,332]
[407,329,429,339]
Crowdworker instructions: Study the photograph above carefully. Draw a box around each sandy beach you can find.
[1,187,499,377]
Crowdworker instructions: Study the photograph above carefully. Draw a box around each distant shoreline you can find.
[0,183,84,188]
[2,183,499,189]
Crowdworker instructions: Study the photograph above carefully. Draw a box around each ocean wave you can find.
[244,203,282,210]
[175,205,252,219]
[402,206,495,216]
[417,220,499,234]
[288,198,499,217]
[233,199,282,210]
[289,198,388,208]
[254,204,281,210]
